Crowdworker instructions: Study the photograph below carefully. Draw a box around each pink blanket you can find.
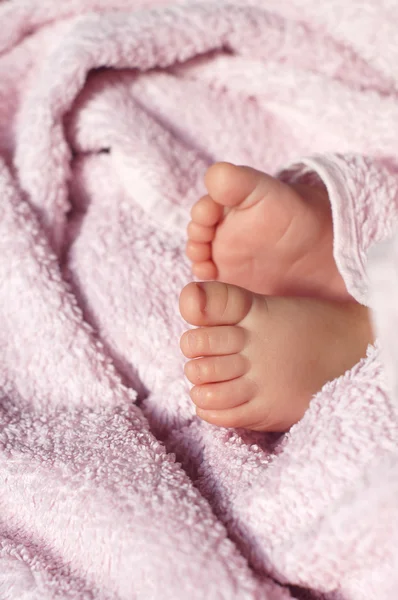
[1,1,398,598]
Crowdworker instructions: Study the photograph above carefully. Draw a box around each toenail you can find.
[187,330,208,354]
[190,386,213,407]
[195,283,207,313]
[185,331,195,353]
[191,386,205,400]
[185,360,202,383]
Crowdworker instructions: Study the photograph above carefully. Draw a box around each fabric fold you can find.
[278,154,398,304]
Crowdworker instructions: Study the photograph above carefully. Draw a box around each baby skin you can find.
[179,163,374,431]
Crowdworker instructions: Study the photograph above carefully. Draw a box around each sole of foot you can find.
[179,281,373,431]
[186,162,349,301]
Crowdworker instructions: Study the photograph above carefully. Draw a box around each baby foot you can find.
[186,163,349,300]
[179,282,373,431]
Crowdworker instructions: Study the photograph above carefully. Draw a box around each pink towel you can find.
[1,1,398,598]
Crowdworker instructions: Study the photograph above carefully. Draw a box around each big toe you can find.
[179,281,254,326]
[205,162,283,209]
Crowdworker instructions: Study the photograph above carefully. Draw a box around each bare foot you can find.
[179,282,373,431]
[186,163,349,301]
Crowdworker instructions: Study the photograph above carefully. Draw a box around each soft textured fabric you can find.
[1,1,398,599]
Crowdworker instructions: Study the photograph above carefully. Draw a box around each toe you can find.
[179,282,254,326]
[205,162,283,210]
[196,398,271,430]
[184,354,248,385]
[187,221,216,243]
[180,325,246,358]
[191,195,223,226]
[186,241,212,263]
[192,261,218,280]
[195,406,249,429]
[190,377,256,410]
